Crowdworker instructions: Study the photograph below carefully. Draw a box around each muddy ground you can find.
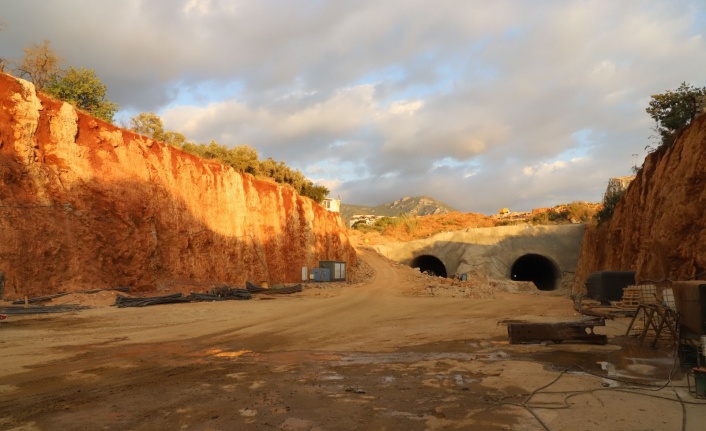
[1,248,705,431]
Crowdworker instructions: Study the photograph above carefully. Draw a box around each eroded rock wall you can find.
[0,73,355,297]
[574,114,706,293]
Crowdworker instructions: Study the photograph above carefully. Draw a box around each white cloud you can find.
[389,100,423,115]
[2,0,705,213]
[524,161,565,177]
[183,0,212,16]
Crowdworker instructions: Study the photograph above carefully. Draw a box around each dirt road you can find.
[1,248,704,430]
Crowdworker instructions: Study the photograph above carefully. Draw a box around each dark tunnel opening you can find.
[410,255,448,278]
[510,254,558,291]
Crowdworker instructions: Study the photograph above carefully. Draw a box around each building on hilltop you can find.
[604,176,635,202]
[321,197,340,213]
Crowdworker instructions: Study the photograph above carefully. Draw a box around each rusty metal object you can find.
[506,318,607,344]
[626,304,679,348]
[672,281,706,337]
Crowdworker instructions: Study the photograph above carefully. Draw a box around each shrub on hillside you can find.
[595,190,625,224]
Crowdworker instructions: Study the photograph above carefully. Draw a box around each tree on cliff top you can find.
[16,40,62,91]
[646,82,706,150]
[45,66,119,123]
[128,112,330,202]
[129,112,188,147]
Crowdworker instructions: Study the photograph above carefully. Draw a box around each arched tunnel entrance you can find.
[510,254,558,291]
[410,255,448,278]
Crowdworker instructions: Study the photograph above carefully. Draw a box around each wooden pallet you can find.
[618,288,642,309]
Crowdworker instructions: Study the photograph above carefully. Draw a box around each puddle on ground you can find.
[202,335,677,381]
[339,350,509,364]
[199,347,509,366]
[527,335,680,381]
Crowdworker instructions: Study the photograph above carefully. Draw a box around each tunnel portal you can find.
[510,254,558,291]
[410,255,448,278]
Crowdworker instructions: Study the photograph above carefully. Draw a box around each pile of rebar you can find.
[8,284,302,310]
[187,292,226,302]
[114,293,191,308]
[114,288,254,308]
[209,285,253,300]
[246,281,303,295]
[0,304,91,314]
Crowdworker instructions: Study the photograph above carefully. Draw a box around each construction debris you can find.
[506,318,608,345]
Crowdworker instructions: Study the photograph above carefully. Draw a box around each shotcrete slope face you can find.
[374,224,585,292]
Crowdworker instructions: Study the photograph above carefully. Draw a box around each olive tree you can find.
[46,66,119,123]
[646,82,706,149]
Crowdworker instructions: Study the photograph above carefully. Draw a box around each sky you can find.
[2,0,705,214]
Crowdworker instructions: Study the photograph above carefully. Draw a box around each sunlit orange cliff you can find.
[0,73,355,297]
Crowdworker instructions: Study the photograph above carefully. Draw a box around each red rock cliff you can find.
[0,73,356,297]
[574,113,706,292]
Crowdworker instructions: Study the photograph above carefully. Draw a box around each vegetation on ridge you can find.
[340,196,456,221]
[646,82,706,151]
[128,112,330,203]
[595,82,705,223]
[14,40,119,122]
[8,40,327,203]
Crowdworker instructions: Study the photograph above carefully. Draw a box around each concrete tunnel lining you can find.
[410,255,448,278]
[510,253,559,291]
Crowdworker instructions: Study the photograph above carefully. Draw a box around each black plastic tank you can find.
[585,271,636,305]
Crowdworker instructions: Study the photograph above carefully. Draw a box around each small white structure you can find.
[322,198,340,213]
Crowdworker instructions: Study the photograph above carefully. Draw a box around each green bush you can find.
[595,190,625,224]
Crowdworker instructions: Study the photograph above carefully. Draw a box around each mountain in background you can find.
[340,196,457,222]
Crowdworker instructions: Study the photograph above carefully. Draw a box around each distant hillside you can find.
[340,196,456,221]
[348,211,496,243]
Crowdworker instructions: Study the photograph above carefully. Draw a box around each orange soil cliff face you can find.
[0,73,355,297]
[573,114,706,292]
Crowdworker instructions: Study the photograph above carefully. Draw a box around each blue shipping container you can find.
[312,268,331,282]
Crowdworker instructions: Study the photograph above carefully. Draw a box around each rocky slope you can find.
[340,195,456,221]
[0,73,355,298]
[574,113,706,292]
